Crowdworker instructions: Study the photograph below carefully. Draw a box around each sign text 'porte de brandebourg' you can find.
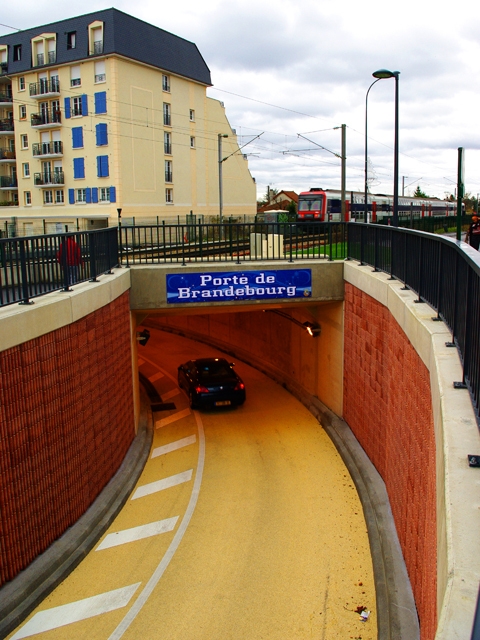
[166,269,312,304]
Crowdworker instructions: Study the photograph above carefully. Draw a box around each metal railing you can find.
[118,222,347,266]
[0,120,14,132]
[34,171,64,186]
[31,109,61,127]
[32,141,63,156]
[348,222,480,424]
[29,79,60,97]
[0,227,118,306]
[0,92,13,103]
[0,148,15,160]
[0,176,17,188]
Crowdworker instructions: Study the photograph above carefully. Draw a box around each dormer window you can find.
[13,45,22,62]
[162,75,170,92]
[88,21,104,55]
[67,32,76,50]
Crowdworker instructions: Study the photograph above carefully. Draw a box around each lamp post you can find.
[364,77,382,222]
[218,134,228,226]
[365,70,400,225]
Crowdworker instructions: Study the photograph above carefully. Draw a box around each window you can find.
[94,91,107,114]
[94,60,106,83]
[72,127,83,149]
[95,123,108,146]
[189,109,195,122]
[96,155,109,178]
[18,77,25,91]
[76,188,86,203]
[71,95,88,117]
[165,188,173,204]
[22,163,30,178]
[73,157,85,179]
[162,75,170,92]
[19,105,26,120]
[164,132,172,155]
[70,65,81,87]
[24,191,31,206]
[73,96,83,116]
[43,190,53,205]
[190,136,195,148]
[165,160,172,183]
[67,31,76,49]
[55,189,64,204]
[163,103,171,127]
[99,187,110,202]
[21,135,28,149]
[13,45,21,62]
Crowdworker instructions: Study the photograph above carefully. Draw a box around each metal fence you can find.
[119,222,347,266]
[348,222,480,425]
[0,227,118,306]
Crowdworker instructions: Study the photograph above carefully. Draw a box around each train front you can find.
[297,189,327,223]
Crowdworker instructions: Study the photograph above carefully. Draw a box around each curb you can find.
[0,393,153,640]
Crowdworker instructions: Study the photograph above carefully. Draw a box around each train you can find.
[297,188,460,223]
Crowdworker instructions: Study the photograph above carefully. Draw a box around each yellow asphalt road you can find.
[8,329,376,640]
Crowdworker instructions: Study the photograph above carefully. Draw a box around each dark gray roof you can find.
[0,8,211,86]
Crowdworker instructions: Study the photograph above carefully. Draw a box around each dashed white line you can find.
[149,371,164,382]
[131,469,193,500]
[96,517,179,551]
[156,407,191,429]
[10,583,141,640]
[152,435,197,459]
[162,388,181,400]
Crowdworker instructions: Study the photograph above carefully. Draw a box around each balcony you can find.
[32,141,63,158]
[34,171,64,187]
[0,119,14,133]
[0,148,15,161]
[90,40,103,55]
[31,109,61,128]
[0,62,7,75]
[35,51,56,67]
[165,170,173,183]
[30,79,60,99]
[0,176,18,189]
[0,92,13,105]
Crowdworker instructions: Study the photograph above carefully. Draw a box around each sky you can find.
[2,0,480,202]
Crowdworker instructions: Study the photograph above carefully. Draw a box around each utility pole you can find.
[341,124,346,221]
[457,147,464,241]
[218,134,228,226]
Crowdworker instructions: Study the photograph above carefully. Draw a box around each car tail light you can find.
[234,382,245,391]
[195,385,210,393]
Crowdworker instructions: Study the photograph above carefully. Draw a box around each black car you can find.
[178,358,246,409]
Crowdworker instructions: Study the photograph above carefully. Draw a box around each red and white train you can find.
[297,187,459,223]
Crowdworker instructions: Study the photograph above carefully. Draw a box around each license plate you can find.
[215,400,231,406]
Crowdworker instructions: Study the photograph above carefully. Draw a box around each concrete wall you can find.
[0,270,136,587]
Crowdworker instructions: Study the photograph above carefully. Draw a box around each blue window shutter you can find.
[72,127,83,149]
[81,94,88,116]
[94,91,107,114]
[86,188,91,203]
[64,97,71,119]
[95,123,108,146]
[73,157,85,179]
[96,156,101,177]
[92,187,98,203]
[110,186,116,203]
[97,155,109,177]
[69,189,75,204]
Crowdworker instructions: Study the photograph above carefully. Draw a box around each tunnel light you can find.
[136,329,150,346]
[263,309,321,337]
[303,322,321,338]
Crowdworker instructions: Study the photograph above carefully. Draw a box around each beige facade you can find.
[0,14,256,234]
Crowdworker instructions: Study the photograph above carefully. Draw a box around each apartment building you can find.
[0,9,256,234]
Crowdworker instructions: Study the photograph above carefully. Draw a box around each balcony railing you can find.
[0,62,7,75]
[91,40,103,55]
[31,109,61,127]
[34,171,64,186]
[0,148,15,160]
[32,141,63,157]
[0,176,18,188]
[165,170,173,183]
[0,92,13,103]
[36,53,44,66]
[48,51,56,64]
[95,74,106,83]
[0,120,14,132]
[30,79,60,97]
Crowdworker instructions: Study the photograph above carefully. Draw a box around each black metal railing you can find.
[32,141,63,156]
[0,228,118,306]
[29,78,60,97]
[31,109,61,127]
[0,62,8,75]
[0,176,17,188]
[118,222,347,266]
[0,148,15,160]
[348,222,480,424]
[0,119,14,132]
[0,92,13,103]
[33,171,64,186]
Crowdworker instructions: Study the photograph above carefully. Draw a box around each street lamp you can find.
[218,134,228,226]
[365,69,400,225]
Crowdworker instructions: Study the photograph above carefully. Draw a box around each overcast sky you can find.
[2,0,480,201]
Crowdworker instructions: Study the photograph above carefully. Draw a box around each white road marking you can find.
[137,358,145,367]
[131,470,193,500]
[155,407,191,429]
[152,435,197,459]
[149,371,164,382]
[96,517,179,551]
[162,388,181,400]
[10,583,141,640]
[107,412,206,639]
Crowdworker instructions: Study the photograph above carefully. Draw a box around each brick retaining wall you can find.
[343,283,437,640]
[0,291,135,587]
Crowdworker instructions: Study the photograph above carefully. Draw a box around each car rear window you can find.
[198,362,232,380]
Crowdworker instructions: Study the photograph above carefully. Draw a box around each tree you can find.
[287,200,297,216]
[257,186,279,206]
[413,185,429,198]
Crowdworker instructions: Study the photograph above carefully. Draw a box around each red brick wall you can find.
[0,292,135,587]
[343,283,437,640]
